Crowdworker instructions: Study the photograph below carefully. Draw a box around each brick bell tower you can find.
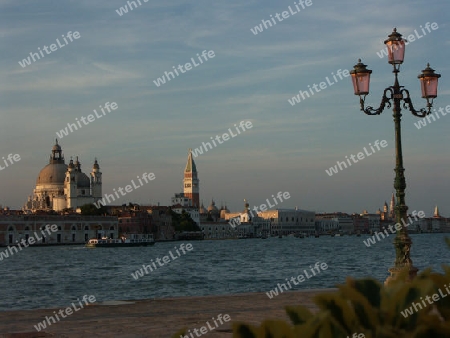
[183,149,199,207]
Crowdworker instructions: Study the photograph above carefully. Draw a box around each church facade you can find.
[23,140,102,212]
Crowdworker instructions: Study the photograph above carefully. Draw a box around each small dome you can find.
[93,159,100,170]
[77,172,91,188]
[199,203,207,214]
[52,139,61,151]
[68,159,75,169]
[207,200,218,212]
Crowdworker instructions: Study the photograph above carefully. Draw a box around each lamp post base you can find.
[384,227,418,285]
[385,265,418,286]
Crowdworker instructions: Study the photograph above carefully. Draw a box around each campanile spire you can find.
[183,149,199,207]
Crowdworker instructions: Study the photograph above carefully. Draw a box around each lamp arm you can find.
[401,88,431,117]
[360,87,393,115]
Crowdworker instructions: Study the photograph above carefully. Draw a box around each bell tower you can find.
[183,149,199,207]
[64,158,77,208]
[91,158,102,200]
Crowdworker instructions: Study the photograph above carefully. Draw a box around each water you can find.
[0,234,448,311]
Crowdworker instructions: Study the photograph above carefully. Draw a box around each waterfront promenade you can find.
[0,289,325,338]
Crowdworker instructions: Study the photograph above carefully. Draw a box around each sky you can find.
[1,0,449,217]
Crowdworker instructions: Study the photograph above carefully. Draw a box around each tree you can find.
[79,203,108,215]
[171,209,200,232]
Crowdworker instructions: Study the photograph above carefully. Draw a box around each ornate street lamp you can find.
[350,28,441,284]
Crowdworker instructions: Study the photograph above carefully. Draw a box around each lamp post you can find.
[350,28,441,284]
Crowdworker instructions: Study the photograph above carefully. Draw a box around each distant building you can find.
[23,140,102,212]
[115,207,153,235]
[431,205,445,232]
[352,214,369,233]
[200,199,268,239]
[203,199,220,222]
[0,214,117,245]
[315,217,339,233]
[171,193,192,207]
[258,208,315,236]
[315,212,353,234]
[361,210,381,232]
[146,206,174,240]
[200,221,237,239]
[389,193,396,220]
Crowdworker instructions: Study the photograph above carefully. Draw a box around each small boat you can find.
[335,233,341,237]
[85,234,155,248]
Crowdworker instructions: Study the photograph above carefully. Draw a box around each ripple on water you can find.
[0,234,448,310]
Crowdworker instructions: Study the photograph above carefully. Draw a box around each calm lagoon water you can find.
[0,234,448,311]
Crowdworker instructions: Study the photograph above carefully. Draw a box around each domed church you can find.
[23,140,102,212]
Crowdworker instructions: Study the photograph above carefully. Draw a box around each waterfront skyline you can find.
[1,0,449,215]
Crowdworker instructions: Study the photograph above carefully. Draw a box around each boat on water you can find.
[85,234,155,248]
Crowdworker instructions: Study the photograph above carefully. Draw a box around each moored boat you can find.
[85,234,155,248]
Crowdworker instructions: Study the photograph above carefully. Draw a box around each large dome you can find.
[36,163,68,185]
